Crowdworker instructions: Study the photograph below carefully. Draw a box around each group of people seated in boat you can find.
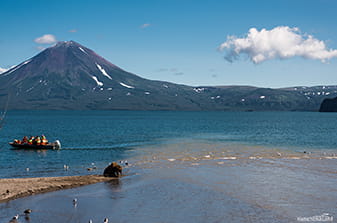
[13,135,49,145]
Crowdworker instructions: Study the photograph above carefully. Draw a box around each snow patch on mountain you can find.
[4,60,31,76]
[120,82,135,89]
[26,86,34,92]
[91,75,103,86]
[0,67,8,74]
[96,63,112,80]
[193,87,205,93]
[79,47,88,54]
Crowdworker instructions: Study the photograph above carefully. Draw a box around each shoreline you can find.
[0,175,116,203]
[1,156,336,222]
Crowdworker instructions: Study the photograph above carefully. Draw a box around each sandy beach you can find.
[0,175,115,203]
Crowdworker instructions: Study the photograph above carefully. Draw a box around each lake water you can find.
[0,111,337,178]
[1,111,337,222]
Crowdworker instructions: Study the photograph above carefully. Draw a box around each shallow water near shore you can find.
[1,148,336,222]
[0,111,337,222]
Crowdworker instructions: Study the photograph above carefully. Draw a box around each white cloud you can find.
[219,26,337,64]
[34,34,57,44]
[140,23,151,29]
[0,67,8,74]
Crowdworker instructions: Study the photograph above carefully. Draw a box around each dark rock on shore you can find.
[103,162,122,177]
[319,97,337,112]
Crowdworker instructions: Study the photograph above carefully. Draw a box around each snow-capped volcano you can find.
[0,41,334,111]
[1,41,137,89]
[0,41,197,110]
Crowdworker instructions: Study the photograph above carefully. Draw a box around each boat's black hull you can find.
[9,142,60,150]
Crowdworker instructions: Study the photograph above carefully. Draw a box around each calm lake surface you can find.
[1,111,337,223]
[0,111,336,178]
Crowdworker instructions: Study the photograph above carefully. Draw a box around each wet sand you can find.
[0,175,115,203]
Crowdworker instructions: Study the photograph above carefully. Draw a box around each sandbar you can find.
[0,175,115,203]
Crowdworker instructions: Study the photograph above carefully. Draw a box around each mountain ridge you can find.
[0,41,335,111]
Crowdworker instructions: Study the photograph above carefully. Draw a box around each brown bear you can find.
[103,162,123,177]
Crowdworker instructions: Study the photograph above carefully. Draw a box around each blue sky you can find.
[1,0,337,88]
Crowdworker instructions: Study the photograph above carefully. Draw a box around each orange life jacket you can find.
[42,139,48,145]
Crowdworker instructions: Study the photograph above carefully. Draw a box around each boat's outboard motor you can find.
[54,140,61,150]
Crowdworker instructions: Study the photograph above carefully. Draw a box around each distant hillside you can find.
[0,41,335,111]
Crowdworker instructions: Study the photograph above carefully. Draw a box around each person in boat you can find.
[35,136,41,145]
[41,135,48,145]
[28,136,34,145]
[33,136,38,145]
[22,136,28,144]
[14,139,21,144]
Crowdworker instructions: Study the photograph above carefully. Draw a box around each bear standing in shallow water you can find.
[103,162,122,177]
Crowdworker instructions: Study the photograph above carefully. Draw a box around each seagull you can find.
[24,209,32,214]
[277,152,282,157]
[124,160,128,166]
[73,198,77,206]
[89,220,93,223]
[26,168,30,171]
[9,214,19,222]
[104,217,109,223]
